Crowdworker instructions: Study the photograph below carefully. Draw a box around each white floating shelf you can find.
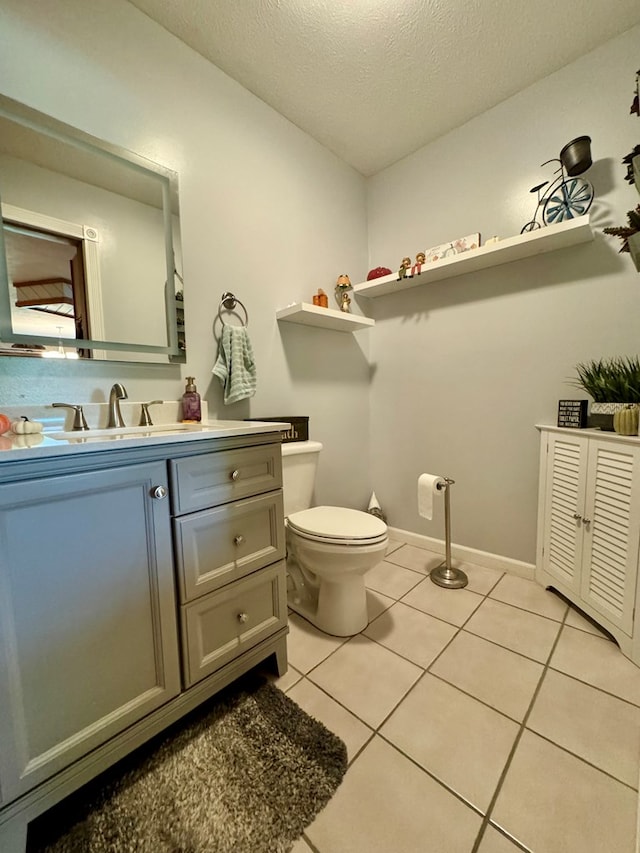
[276,302,375,331]
[353,215,594,298]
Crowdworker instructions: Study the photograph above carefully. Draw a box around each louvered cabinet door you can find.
[580,441,640,635]
[541,433,589,593]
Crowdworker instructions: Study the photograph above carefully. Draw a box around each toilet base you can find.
[286,561,369,637]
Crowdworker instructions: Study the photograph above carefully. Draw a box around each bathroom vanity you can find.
[536,425,640,662]
[0,421,287,852]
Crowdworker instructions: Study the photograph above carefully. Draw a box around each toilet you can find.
[282,440,388,636]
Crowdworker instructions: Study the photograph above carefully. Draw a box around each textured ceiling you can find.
[128,0,640,176]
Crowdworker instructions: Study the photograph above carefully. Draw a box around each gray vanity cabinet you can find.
[0,431,288,853]
[0,460,181,803]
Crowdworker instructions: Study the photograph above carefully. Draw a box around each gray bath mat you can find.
[30,675,347,853]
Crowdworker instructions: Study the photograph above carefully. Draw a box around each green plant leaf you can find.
[571,356,640,403]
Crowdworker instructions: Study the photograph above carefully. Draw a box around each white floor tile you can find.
[365,588,396,622]
[402,576,484,626]
[493,730,638,853]
[286,612,346,674]
[478,825,529,853]
[461,562,504,595]
[527,668,640,787]
[550,626,640,706]
[564,605,611,638]
[268,663,303,692]
[489,574,567,621]
[283,565,640,853]
[430,630,544,721]
[308,635,421,728]
[287,677,373,762]
[465,598,561,663]
[384,544,443,574]
[381,674,519,812]
[305,736,483,853]
[365,559,424,600]
[364,600,458,668]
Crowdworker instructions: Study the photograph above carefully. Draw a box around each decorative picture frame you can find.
[424,233,480,264]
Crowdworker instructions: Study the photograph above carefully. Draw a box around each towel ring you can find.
[218,292,249,327]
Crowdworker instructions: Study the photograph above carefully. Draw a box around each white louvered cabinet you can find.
[536,427,640,662]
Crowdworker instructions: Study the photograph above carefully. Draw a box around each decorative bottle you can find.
[182,376,201,422]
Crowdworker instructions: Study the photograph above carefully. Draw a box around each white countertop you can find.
[0,419,290,461]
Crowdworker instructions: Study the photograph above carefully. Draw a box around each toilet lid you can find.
[287,506,387,544]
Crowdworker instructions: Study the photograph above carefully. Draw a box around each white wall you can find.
[365,26,640,563]
[0,0,371,508]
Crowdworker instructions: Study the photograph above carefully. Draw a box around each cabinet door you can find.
[540,432,589,593]
[0,461,181,803]
[580,441,640,635]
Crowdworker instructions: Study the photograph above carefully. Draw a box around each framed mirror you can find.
[0,95,185,363]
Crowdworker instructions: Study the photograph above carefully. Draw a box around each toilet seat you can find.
[287,506,387,546]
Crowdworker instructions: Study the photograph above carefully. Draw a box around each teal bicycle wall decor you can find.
[521,136,594,234]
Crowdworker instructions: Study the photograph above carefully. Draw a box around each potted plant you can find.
[572,356,640,431]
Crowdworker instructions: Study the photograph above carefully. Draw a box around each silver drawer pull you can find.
[152,485,168,500]
[234,535,245,546]
[237,612,248,624]
[230,469,240,481]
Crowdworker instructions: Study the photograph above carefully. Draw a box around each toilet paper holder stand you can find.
[430,478,469,590]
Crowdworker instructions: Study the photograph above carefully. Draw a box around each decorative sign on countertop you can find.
[557,399,588,428]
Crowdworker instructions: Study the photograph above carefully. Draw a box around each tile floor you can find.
[272,539,640,853]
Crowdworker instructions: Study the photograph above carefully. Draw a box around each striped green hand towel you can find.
[212,325,257,404]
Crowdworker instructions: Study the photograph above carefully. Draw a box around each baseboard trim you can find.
[387,527,535,580]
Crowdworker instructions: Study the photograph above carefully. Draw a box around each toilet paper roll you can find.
[418,473,446,520]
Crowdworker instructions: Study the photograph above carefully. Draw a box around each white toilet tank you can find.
[281,440,323,516]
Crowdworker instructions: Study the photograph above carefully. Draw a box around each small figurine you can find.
[411,252,426,276]
[339,291,351,312]
[397,257,412,280]
[335,273,352,311]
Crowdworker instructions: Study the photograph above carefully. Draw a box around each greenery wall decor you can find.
[602,69,640,269]
[603,205,640,253]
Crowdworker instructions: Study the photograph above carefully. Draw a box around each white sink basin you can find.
[45,420,288,444]
[48,422,209,441]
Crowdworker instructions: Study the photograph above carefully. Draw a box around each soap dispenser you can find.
[182,377,201,423]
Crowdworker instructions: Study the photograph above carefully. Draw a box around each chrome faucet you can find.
[107,383,128,428]
[51,402,89,431]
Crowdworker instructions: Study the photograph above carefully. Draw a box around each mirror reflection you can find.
[0,97,185,363]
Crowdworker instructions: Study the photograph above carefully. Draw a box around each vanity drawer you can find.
[180,560,287,688]
[169,444,282,515]
[173,491,285,603]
